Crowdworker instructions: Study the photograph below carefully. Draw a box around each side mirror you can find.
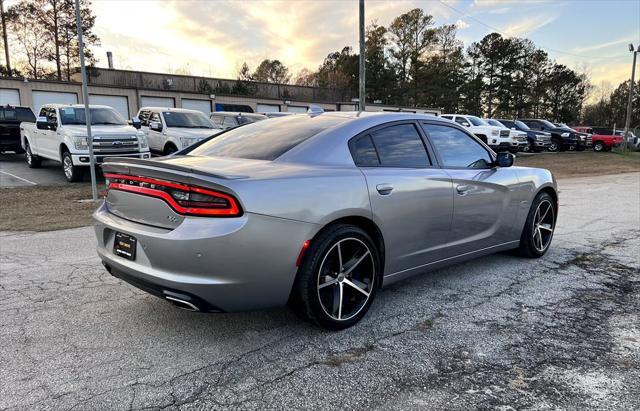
[131,117,141,129]
[495,152,515,168]
[36,116,49,130]
[149,121,163,132]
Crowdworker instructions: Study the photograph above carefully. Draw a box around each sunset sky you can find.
[86,0,640,91]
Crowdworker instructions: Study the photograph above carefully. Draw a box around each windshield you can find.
[163,111,216,128]
[189,114,347,160]
[539,119,557,129]
[468,116,486,126]
[486,119,502,127]
[59,107,127,125]
[514,120,530,130]
[0,107,36,122]
[237,114,266,125]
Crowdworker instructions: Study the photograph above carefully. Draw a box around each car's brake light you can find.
[104,173,241,217]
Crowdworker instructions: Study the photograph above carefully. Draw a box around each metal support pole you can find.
[623,50,637,153]
[0,0,11,75]
[358,0,365,112]
[75,0,97,200]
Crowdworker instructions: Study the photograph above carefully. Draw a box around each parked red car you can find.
[573,126,623,152]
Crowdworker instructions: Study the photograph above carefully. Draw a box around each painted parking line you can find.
[0,169,38,186]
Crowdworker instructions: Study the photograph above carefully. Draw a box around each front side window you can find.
[423,123,492,169]
[162,111,215,129]
[59,107,127,125]
[369,124,430,168]
[138,110,150,126]
[149,112,161,124]
[209,115,223,127]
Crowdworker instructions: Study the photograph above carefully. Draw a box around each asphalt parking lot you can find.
[1,171,638,410]
[0,153,71,187]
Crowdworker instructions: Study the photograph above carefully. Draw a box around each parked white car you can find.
[484,119,529,152]
[20,104,150,182]
[136,107,222,155]
[441,114,511,150]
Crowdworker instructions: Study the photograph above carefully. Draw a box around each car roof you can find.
[43,104,114,109]
[139,107,203,114]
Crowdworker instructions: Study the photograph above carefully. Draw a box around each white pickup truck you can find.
[136,107,222,155]
[441,114,512,150]
[20,104,151,182]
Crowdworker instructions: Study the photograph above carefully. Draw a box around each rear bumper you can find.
[94,202,318,312]
[72,152,151,166]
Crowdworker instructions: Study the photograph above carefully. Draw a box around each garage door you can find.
[182,99,211,114]
[89,94,129,119]
[32,91,78,113]
[256,103,280,113]
[0,89,20,106]
[287,105,307,113]
[140,96,175,108]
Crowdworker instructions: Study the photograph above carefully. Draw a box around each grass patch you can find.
[516,151,640,179]
[0,184,103,232]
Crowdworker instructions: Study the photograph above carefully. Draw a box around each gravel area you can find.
[0,173,638,410]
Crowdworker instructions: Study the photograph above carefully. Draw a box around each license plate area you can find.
[113,232,137,260]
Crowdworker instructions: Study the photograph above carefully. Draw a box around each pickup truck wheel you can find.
[164,144,178,156]
[593,141,604,152]
[548,138,560,152]
[62,151,84,182]
[25,142,42,168]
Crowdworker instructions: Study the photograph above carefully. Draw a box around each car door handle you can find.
[376,184,394,195]
[456,185,469,194]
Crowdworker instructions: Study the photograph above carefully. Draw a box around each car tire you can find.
[290,224,381,330]
[164,143,178,156]
[548,138,560,152]
[517,192,556,258]
[62,150,84,182]
[25,141,42,168]
[593,141,604,152]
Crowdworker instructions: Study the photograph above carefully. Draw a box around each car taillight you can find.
[104,173,241,217]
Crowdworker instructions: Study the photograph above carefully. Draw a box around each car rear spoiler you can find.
[101,157,248,180]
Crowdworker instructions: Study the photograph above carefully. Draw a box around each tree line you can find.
[240,8,636,127]
[0,0,98,81]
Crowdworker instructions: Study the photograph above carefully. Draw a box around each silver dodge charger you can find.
[94,112,557,329]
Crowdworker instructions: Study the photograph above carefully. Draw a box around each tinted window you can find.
[499,120,515,128]
[352,135,379,166]
[222,116,237,128]
[369,124,430,168]
[138,110,151,126]
[0,107,35,122]
[209,115,223,127]
[59,107,126,125]
[189,114,346,161]
[423,124,492,169]
[454,117,469,126]
[162,111,215,129]
[593,128,612,135]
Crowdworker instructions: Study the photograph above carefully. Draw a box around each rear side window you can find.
[189,114,346,161]
[423,123,492,169]
[352,135,379,166]
[369,124,430,168]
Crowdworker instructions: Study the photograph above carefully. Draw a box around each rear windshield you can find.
[0,107,36,122]
[189,114,346,160]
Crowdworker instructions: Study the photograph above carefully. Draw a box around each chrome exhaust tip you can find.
[165,295,200,312]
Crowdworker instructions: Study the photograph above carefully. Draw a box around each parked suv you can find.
[573,126,622,152]
[137,107,222,155]
[441,114,511,150]
[210,112,267,130]
[518,119,583,152]
[20,104,150,182]
[1,105,35,153]
[496,119,552,152]
[555,123,591,151]
[484,119,528,153]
